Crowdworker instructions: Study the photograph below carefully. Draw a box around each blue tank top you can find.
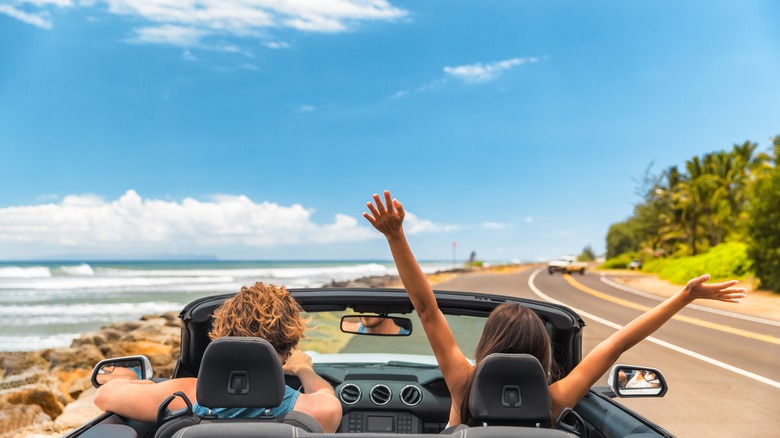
[192,385,300,418]
[357,324,410,335]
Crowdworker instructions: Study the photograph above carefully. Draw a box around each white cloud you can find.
[182,49,197,61]
[297,104,315,112]
[8,0,407,47]
[524,216,534,224]
[392,58,534,100]
[403,212,458,235]
[128,25,209,47]
[0,190,455,258]
[0,4,53,29]
[264,41,291,50]
[444,57,536,84]
[481,221,513,230]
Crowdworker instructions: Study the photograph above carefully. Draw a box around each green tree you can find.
[578,245,596,262]
[747,136,780,292]
[606,219,641,259]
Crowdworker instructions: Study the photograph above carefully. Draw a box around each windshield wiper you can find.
[385,360,439,368]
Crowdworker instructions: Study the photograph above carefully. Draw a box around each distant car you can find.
[628,260,643,270]
[70,287,671,438]
[548,256,587,275]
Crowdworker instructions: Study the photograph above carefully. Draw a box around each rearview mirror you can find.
[608,364,667,397]
[341,315,412,336]
[91,355,153,387]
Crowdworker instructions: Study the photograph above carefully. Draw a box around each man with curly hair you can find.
[94,282,342,432]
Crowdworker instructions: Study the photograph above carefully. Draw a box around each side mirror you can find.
[91,355,153,387]
[608,364,667,397]
[340,315,412,336]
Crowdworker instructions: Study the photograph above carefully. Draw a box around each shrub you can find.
[642,242,752,284]
[600,252,636,270]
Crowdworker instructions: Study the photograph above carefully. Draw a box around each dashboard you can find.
[286,363,452,434]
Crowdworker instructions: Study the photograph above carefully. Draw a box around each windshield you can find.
[298,310,486,362]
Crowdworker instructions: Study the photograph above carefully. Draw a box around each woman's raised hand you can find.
[683,274,747,303]
[363,190,405,238]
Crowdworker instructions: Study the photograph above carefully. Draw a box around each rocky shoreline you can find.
[0,272,425,438]
[0,312,183,437]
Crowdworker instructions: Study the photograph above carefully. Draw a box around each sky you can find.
[1,0,779,262]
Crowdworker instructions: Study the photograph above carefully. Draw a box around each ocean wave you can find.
[0,266,52,279]
[97,263,391,279]
[57,263,95,276]
[0,332,84,352]
[0,275,236,290]
[1,301,182,326]
[0,261,453,352]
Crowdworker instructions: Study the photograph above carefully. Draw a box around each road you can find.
[434,266,780,438]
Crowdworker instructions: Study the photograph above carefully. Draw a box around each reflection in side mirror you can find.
[91,355,153,388]
[608,364,667,397]
[341,315,412,336]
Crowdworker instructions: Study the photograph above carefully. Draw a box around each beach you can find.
[1,264,777,437]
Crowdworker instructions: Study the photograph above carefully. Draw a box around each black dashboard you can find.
[286,363,452,434]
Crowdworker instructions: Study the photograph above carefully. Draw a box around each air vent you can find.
[339,383,362,405]
[400,385,422,406]
[369,384,392,406]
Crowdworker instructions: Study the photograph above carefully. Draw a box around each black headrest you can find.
[469,353,551,425]
[196,337,285,409]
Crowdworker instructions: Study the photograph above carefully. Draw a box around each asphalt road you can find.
[434,266,780,438]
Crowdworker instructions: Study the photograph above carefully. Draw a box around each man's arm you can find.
[284,351,342,433]
[93,377,197,422]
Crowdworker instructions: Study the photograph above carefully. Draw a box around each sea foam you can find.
[0,266,52,279]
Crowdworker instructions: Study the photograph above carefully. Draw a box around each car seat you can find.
[468,353,552,426]
[155,337,322,438]
[439,354,577,437]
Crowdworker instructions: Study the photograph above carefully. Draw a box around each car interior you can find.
[72,288,672,438]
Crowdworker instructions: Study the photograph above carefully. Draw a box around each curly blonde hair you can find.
[209,282,308,359]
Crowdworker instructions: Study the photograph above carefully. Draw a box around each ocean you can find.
[0,260,454,352]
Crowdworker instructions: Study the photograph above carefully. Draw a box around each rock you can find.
[0,384,64,419]
[100,328,124,342]
[110,320,144,332]
[0,402,50,435]
[122,323,181,345]
[53,388,102,429]
[70,332,108,348]
[0,310,186,437]
[55,369,92,402]
[326,274,400,288]
[47,345,104,371]
[0,353,47,377]
[142,311,180,326]
[102,340,173,358]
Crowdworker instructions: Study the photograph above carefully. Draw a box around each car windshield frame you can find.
[174,287,584,379]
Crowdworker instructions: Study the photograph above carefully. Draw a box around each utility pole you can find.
[452,241,457,268]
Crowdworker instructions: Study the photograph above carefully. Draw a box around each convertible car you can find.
[66,287,673,438]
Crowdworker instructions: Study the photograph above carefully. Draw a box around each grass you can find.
[641,242,753,284]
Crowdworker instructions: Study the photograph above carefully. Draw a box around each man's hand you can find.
[283,350,313,375]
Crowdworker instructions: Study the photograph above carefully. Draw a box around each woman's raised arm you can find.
[363,191,472,393]
[549,274,746,417]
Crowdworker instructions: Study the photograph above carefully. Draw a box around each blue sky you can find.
[1,0,779,262]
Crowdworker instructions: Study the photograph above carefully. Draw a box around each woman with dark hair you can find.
[364,190,746,427]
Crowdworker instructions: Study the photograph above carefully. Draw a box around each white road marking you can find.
[599,274,780,327]
[528,268,780,390]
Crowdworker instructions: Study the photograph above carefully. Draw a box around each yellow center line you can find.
[563,274,780,346]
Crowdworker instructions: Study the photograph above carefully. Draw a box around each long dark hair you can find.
[458,302,555,426]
